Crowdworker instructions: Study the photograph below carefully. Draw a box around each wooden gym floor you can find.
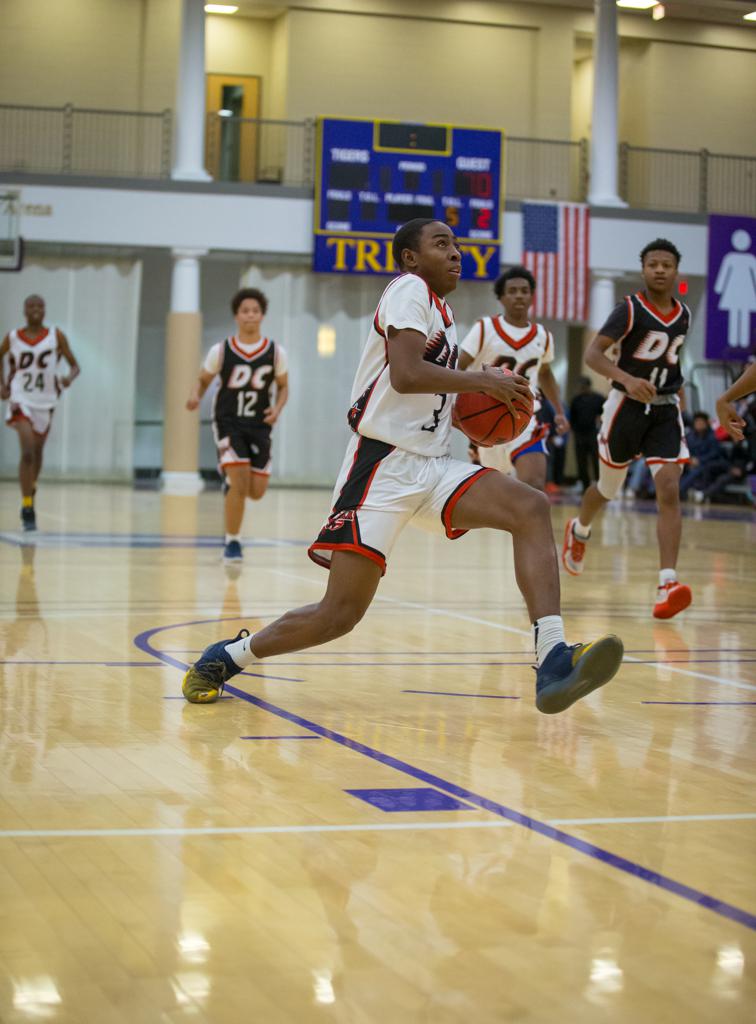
[0,482,754,1023]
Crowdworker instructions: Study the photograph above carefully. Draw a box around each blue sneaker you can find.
[535,634,623,714]
[182,629,249,703]
[223,539,243,562]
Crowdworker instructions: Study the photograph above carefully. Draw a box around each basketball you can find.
[452,369,533,446]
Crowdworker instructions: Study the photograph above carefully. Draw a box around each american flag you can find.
[522,201,590,322]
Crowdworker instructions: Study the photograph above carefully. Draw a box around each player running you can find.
[182,220,624,714]
[458,265,568,490]
[562,238,692,619]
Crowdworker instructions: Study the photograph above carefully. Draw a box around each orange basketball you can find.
[452,369,534,447]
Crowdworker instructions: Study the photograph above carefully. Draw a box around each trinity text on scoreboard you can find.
[313,118,504,280]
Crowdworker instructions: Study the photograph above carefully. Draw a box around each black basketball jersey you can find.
[212,337,277,426]
[600,292,690,396]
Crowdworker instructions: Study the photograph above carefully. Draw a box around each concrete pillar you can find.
[161,248,207,495]
[585,269,621,393]
[172,0,211,182]
[588,0,625,207]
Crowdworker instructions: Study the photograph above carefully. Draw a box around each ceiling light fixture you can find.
[616,1,656,9]
[652,3,665,19]
[743,11,756,22]
[204,4,239,14]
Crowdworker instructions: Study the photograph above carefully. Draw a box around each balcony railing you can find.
[1,103,754,216]
[619,143,756,216]
[0,103,172,179]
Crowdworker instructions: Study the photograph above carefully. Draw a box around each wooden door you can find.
[205,74,261,182]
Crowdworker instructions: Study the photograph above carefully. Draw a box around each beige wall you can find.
[2,0,755,156]
[0,0,179,111]
[284,9,538,135]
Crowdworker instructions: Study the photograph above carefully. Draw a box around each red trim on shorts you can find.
[441,467,495,540]
[308,542,387,575]
[490,317,537,350]
[221,459,250,467]
[6,408,51,438]
[249,467,271,476]
[509,422,548,461]
[646,457,690,466]
[599,453,632,469]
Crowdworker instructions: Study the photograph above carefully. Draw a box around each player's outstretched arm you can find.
[537,364,568,434]
[715,362,756,441]
[585,333,657,403]
[0,334,10,399]
[387,327,530,414]
[56,330,81,388]
[186,369,215,411]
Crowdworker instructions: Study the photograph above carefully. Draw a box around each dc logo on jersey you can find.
[424,330,456,369]
[227,364,273,390]
[14,350,53,371]
[324,509,356,531]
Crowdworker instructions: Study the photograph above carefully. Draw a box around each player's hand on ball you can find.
[479,366,531,416]
[625,376,657,403]
[716,397,745,442]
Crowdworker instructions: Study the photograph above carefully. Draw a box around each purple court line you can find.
[642,701,756,706]
[160,648,756,655]
[403,690,520,699]
[134,620,756,933]
[240,735,321,740]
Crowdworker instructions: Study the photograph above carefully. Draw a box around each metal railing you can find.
[506,137,588,202]
[2,102,755,216]
[619,143,756,215]
[0,103,172,179]
[205,114,315,187]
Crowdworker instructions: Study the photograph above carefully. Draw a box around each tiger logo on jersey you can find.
[424,329,457,369]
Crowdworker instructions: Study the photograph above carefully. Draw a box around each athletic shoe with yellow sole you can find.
[653,581,692,620]
[182,629,249,703]
[535,634,624,714]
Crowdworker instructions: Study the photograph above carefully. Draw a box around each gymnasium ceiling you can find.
[226,1,756,30]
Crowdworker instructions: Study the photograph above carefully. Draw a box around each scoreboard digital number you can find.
[313,118,504,281]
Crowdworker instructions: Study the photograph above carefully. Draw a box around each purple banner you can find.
[706,214,756,360]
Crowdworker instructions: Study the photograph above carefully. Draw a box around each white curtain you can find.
[0,258,141,480]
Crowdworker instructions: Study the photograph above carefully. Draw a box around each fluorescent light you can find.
[317,325,336,358]
[744,11,756,21]
[652,3,665,19]
[616,1,656,9]
[205,4,239,13]
[218,109,233,117]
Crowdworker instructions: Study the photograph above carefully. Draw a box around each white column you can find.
[161,248,208,495]
[588,0,625,207]
[172,0,211,182]
[589,270,618,332]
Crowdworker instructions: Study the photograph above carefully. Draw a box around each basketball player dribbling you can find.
[0,294,80,531]
[562,239,692,619]
[182,220,624,714]
[458,265,568,490]
[186,288,289,563]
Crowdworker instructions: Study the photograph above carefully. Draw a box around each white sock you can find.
[224,632,257,668]
[573,520,591,540]
[534,615,566,667]
[659,568,677,587]
[225,533,240,545]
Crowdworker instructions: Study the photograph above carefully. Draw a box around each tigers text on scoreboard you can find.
[313,118,504,281]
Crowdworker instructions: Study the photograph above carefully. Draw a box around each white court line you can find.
[1,812,754,840]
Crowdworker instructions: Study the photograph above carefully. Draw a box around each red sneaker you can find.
[562,517,588,576]
[653,581,692,620]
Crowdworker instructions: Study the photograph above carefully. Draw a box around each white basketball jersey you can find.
[348,274,458,457]
[7,327,60,409]
[459,315,554,413]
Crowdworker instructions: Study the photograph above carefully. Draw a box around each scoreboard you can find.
[313,118,504,281]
